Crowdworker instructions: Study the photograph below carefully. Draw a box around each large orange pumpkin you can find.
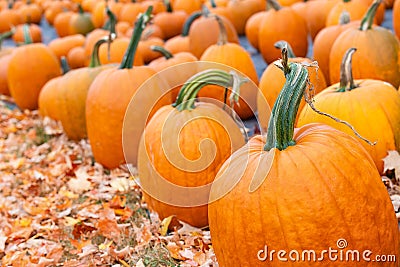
[298,48,400,174]
[208,48,399,266]
[86,7,169,169]
[394,0,400,40]
[7,29,62,110]
[329,0,400,88]
[138,69,246,228]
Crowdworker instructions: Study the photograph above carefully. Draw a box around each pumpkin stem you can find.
[267,0,282,11]
[89,33,116,68]
[164,0,173,12]
[264,47,309,151]
[359,0,381,31]
[210,0,217,8]
[338,47,357,92]
[274,40,296,58]
[103,6,117,34]
[119,6,153,69]
[60,56,70,74]
[338,10,351,24]
[201,4,211,17]
[214,15,228,45]
[181,11,202,37]
[0,29,15,50]
[172,69,249,111]
[77,3,85,14]
[22,24,33,44]
[150,45,173,59]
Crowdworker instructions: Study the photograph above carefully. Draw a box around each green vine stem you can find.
[172,69,248,111]
[360,0,381,31]
[164,0,173,12]
[181,11,202,37]
[89,33,116,68]
[267,0,282,11]
[0,29,14,50]
[264,47,308,151]
[274,41,296,58]
[214,14,228,45]
[337,47,357,92]
[150,45,173,59]
[338,10,351,25]
[119,6,153,69]
[60,56,70,74]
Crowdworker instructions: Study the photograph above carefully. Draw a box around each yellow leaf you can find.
[160,215,175,236]
[63,217,81,226]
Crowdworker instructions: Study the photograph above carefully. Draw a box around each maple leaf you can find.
[67,167,92,194]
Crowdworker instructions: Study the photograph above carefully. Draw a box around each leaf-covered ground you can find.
[0,95,398,266]
[0,95,217,267]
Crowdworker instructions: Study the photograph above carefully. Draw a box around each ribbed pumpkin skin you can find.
[297,80,400,173]
[138,102,245,228]
[38,76,63,120]
[57,65,115,141]
[8,44,62,110]
[86,67,162,169]
[199,43,259,119]
[209,124,399,266]
[329,27,400,88]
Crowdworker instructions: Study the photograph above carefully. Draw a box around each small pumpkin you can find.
[257,41,327,132]
[153,0,188,40]
[138,68,246,228]
[12,23,42,44]
[68,3,95,36]
[66,45,86,69]
[394,0,400,40]
[7,26,62,110]
[86,6,169,169]
[199,15,259,120]
[258,0,308,64]
[329,0,400,88]
[0,3,21,33]
[53,11,75,37]
[48,34,86,60]
[172,0,202,15]
[208,47,399,266]
[299,47,400,174]
[18,1,43,24]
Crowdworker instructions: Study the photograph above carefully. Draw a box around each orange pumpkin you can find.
[86,7,169,169]
[225,0,263,35]
[244,10,266,51]
[68,3,94,36]
[53,11,74,37]
[299,48,400,173]
[0,54,12,96]
[12,23,42,44]
[8,28,62,110]
[0,4,22,33]
[153,0,188,39]
[118,2,143,24]
[198,15,259,120]
[38,76,63,120]
[98,37,144,66]
[66,45,86,69]
[208,48,399,266]
[172,0,202,15]
[329,0,400,88]
[394,0,400,39]
[48,34,86,60]
[18,1,43,24]
[138,69,246,228]
[258,0,308,64]
[257,41,327,132]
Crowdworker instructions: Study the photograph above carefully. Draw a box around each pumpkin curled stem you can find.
[303,47,376,146]
[172,69,249,111]
[150,45,173,59]
[267,0,282,11]
[181,11,202,37]
[274,40,296,58]
[119,6,153,69]
[212,14,228,45]
[360,0,382,31]
[264,48,308,151]
[89,33,116,68]
[104,7,117,62]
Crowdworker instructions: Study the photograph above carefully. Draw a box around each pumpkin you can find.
[118,2,143,24]
[68,3,94,36]
[48,34,86,60]
[312,11,357,85]
[137,32,165,64]
[225,0,263,35]
[153,0,188,40]
[90,0,107,28]
[12,23,42,44]
[172,0,202,15]
[394,0,400,40]
[66,45,86,69]
[299,48,400,174]
[258,0,308,64]
[257,41,327,132]
[56,35,117,141]
[0,3,21,33]
[7,27,62,110]
[163,11,201,54]
[53,11,75,37]
[99,37,144,66]
[86,6,169,169]
[188,7,239,58]
[44,1,70,25]
[38,76,63,120]
[18,1,43,24]
[199,15,259,120]
[244,10,266,51]
[208,47,399,266]
[0,54,12,96]
[138,68,246,228]
[329,0,400,88]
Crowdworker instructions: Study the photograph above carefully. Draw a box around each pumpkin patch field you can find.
[1,0,400,266]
